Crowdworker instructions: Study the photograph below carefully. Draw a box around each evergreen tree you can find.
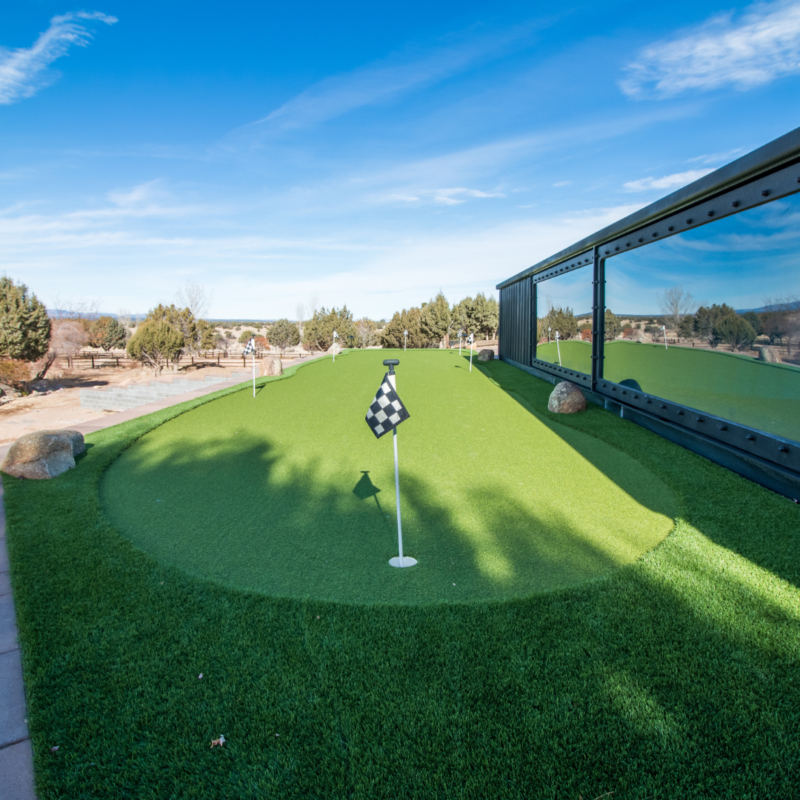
[269,318,301,355]
[303,306,356,352]
[470,293,500,339]
[420,292,452,348]
[604,309,620,341]
[87,316,127,351]
[713,315,757,351]
[127,321,185,375]
[0,276,51,361]
[380,308,424,348]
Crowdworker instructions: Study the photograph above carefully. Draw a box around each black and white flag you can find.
[243,337,256,356]
[365,374,410,439]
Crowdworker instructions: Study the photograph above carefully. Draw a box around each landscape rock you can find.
[260,356,283,377]
[478,349,494,362]
[1,428,85,480]
[758,346,782,364]
[547,381,587,414]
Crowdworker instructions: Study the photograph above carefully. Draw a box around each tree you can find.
[87,316,127,351]
[421,292,452,348]
[470,293,500,340]
[127,321,185,375]
[303,306,356,353]
[380,308,424,348]
[238,329,257,344]
[741,311,762,336]
[451,298,473,339]
[657,285,695,331]
[0,277,51,362]
[713,315,757,351]
[694,304,736,347]
[31,320,89,381]
[175,282,210,320]
[678,314,695,341]
[604,309,620,341]
[269,318,301,355]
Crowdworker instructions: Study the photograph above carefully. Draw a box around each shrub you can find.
[127,321,185,375]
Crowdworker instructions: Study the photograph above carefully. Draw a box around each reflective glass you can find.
[604,191,800,442]
[535,266,593,373]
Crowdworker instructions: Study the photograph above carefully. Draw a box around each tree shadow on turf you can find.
[473,356,800,590]
[99,428,655,604]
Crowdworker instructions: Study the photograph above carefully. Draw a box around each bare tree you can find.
[657,285,695,332]
[308,292,320,319]
[32,320,88,380]
[356,318,376,348]
[175,282,210,320]
[295,302,306,337]
[117,308,133,331]
[764,295,800,357]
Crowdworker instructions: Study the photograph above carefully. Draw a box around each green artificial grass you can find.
[4,353,800,798]
[537,339,800,440]
[100,349,676,603]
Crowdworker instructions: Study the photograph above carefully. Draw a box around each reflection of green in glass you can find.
[604,342,800,442]
[537,340,592,372]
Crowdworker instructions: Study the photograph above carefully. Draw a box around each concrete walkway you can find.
[0,358,318,799]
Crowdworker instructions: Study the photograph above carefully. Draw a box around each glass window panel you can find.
[535,267,593,374]
[605,191,800,442]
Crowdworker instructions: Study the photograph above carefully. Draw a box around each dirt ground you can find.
[0,364,244,446]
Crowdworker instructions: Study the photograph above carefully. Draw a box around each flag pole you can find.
[555,330,562,366]
[469,334,474,372]
[385,362,416,569]
[661,325,668,350]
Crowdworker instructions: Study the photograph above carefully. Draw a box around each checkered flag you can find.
[242,337,255,356]
[365,374,410,439]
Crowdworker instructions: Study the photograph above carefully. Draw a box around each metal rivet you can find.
[696,417,704,423]
[761,190,770,197]
[686,218,693,224]
[677,410,684,415]
[707,210,714,217]
[615,246,619,251]
[605,250,610,255]
[779,445,789,453]
[652,232,658,237]
[668,226,674,232]
[660,404,667,409]
[621,390,627,395]
[718,424,727,431]
[732,201,740,208]
[638,237,644,243]
[646,399,652,404]
[746,434,755,441]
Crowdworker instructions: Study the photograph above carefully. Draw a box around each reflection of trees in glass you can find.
[604,310,619,341]
[713,315,757,351]
[539,306,577,340]
[657,285,695,331]
[694,304,736,347]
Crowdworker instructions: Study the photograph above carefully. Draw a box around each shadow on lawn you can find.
[472,354,800,590]
[99,425,645,604]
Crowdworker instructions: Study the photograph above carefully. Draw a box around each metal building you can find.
[496,127,800,498]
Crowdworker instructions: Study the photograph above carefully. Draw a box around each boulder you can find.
[260,356,283,377]
[758,346,782,364]
[478,349,494,362]
[1,429,85,480]
[547,381,587,414]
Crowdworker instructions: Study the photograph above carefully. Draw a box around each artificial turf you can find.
[100,349,676,603]
[4,351,800,798]
[537,339,800,442]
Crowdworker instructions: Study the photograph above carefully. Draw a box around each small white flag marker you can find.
[332,330,339,362]
[403,329,408,352]
[365,359,415,568]
[661,324,668,350]
[468,333,474,372]
[555,330,562,365]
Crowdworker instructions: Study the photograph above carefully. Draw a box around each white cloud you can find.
[0,11,117,105]
[620,0,800,98]
[623,168,714,192]
[553,181,572,187]
[687,148,745,165]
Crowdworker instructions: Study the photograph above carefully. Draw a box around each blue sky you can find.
[2,0,800,319]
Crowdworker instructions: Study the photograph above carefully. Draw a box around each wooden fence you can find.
[55,350,306,370]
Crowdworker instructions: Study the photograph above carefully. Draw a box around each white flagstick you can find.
[661,325,668,350]
[252,351,256,397]
[385,362,416,568]
[555,330,562,365]
[332,330,338,362]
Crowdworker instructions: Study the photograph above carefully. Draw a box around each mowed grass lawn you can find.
[537,339,800,441]
[4,350,800,798]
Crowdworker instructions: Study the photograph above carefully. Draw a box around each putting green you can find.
[100,350,678,604]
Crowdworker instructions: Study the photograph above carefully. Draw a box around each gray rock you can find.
[547,381,587,414]
[260,356,283,377]
[478,349,494,362]
[758,346,782,364]
[1,429,85,480]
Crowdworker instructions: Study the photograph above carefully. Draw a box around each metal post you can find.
[252,352,256,397]
[662,325,668,350]
[591,247,605,392]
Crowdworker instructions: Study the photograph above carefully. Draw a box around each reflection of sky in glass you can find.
[537,266,593,318]
[606,192,800,315]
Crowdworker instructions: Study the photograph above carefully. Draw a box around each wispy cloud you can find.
[226,21,549,142]
[687,148,745,165]
[0,11,117,105]
[623,168,714,192]
[620,0,800,98]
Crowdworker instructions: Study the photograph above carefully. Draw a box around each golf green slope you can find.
[537,340,800,441]
[101,350,677,604]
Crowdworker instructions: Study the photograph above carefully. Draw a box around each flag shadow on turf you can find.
[352,470,386,519]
